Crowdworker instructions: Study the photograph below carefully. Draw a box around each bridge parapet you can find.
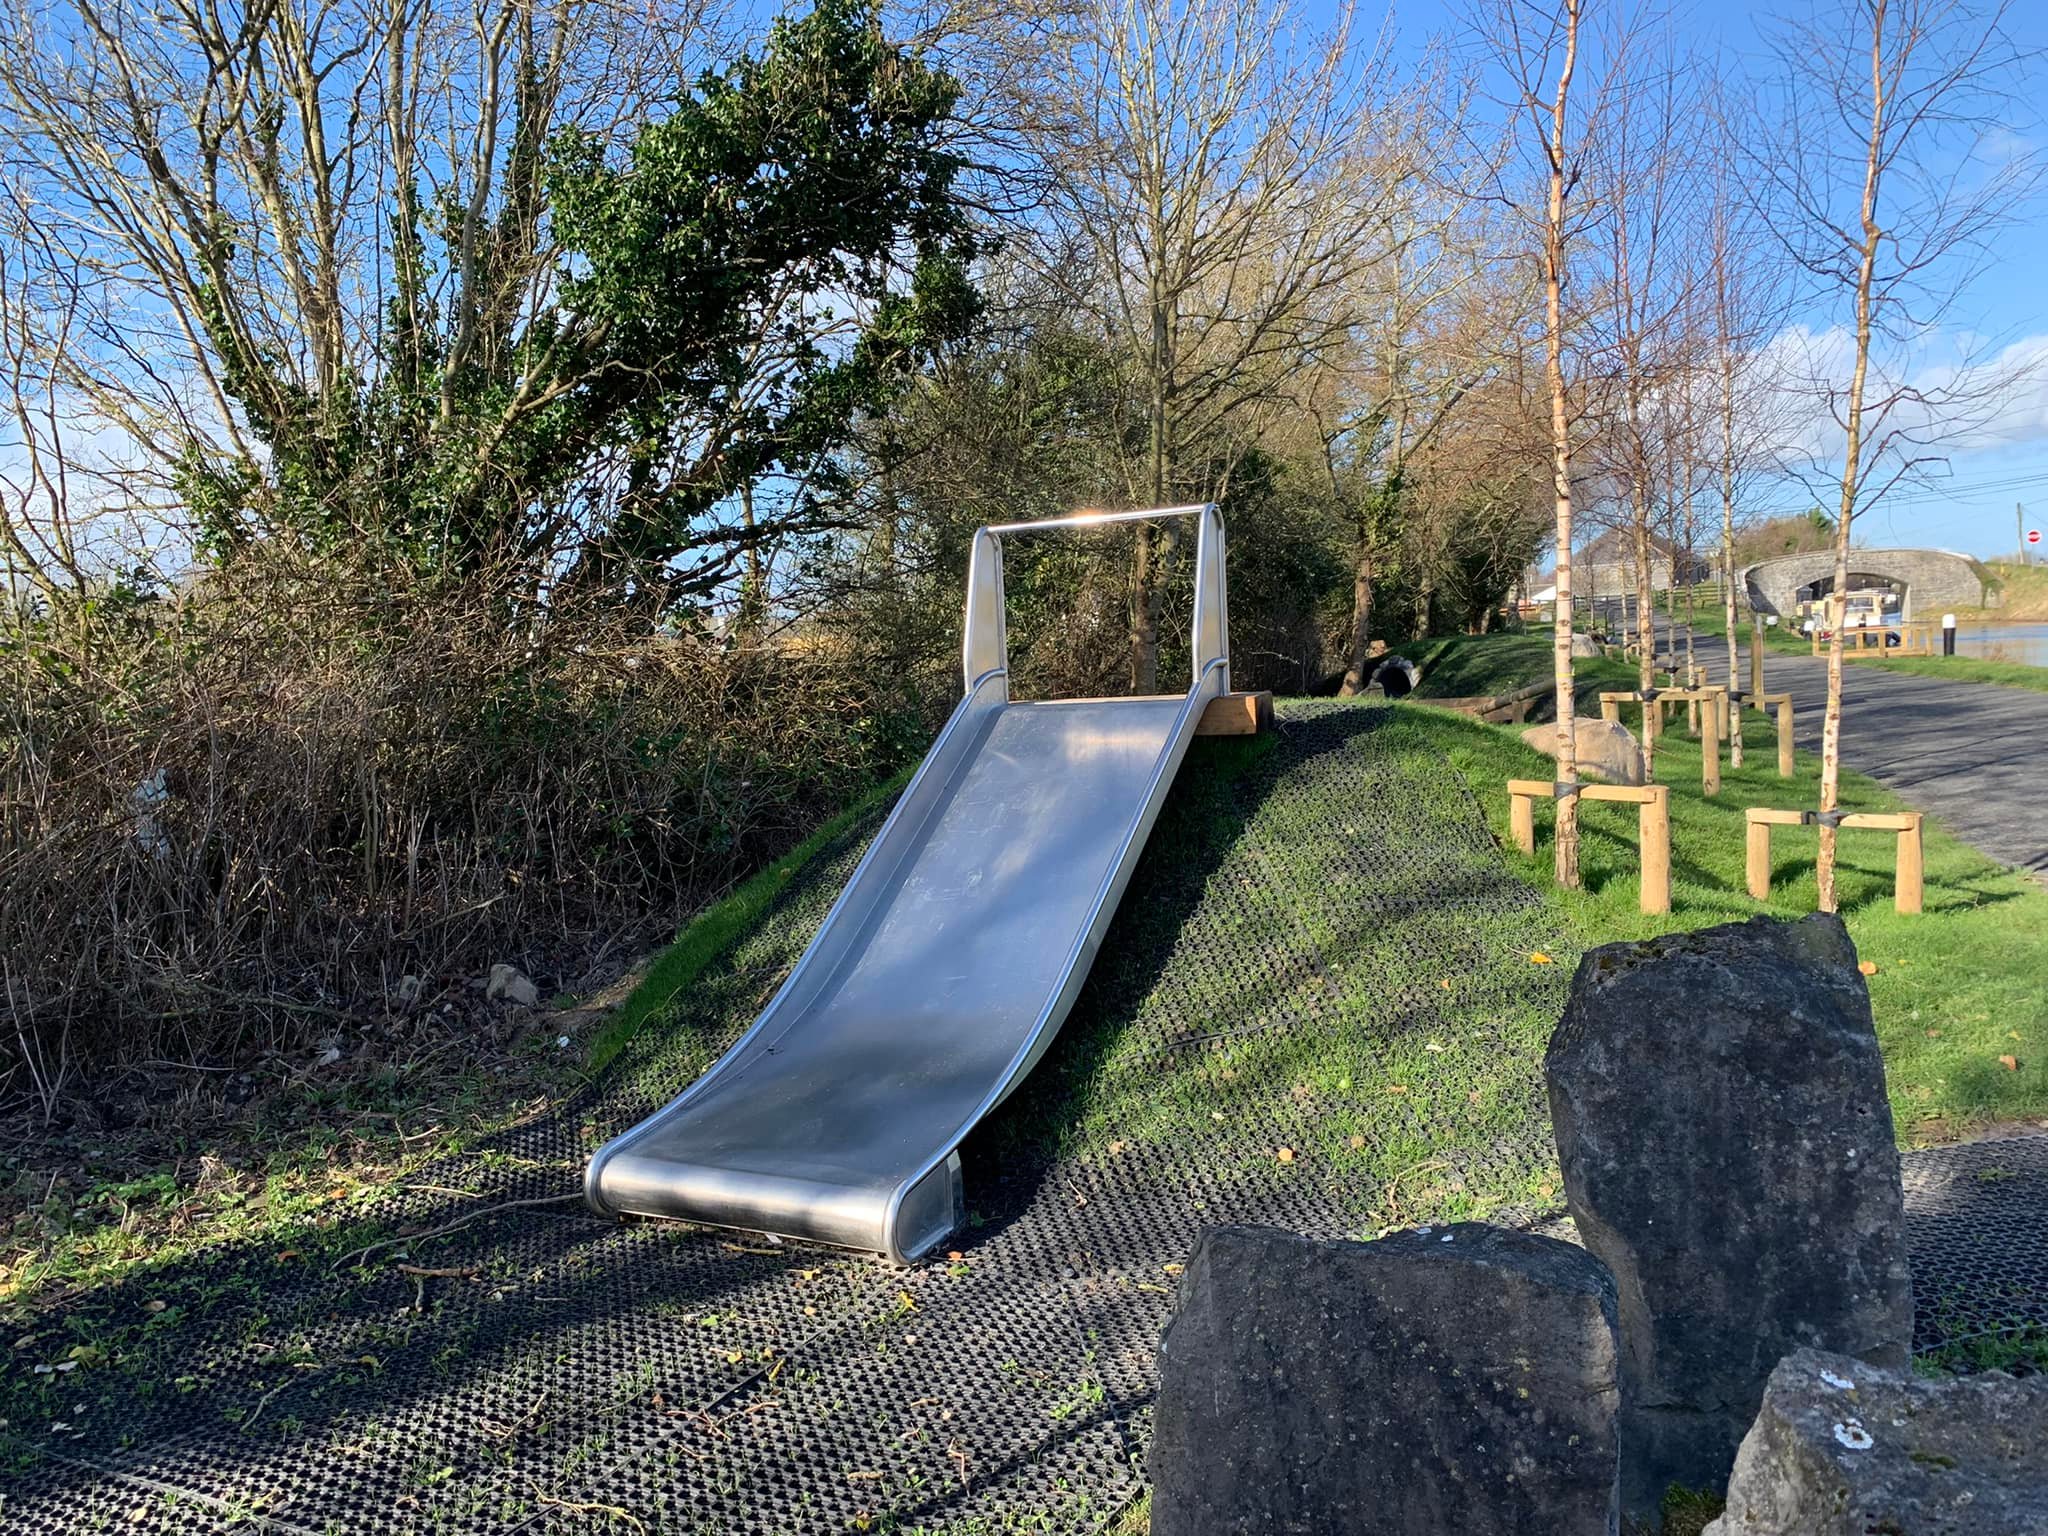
[1740,549,1988,621]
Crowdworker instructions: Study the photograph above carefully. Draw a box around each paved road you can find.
[1641,613,2047,879]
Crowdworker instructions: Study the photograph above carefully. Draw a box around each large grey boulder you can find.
[1571,633,1605,658]
[1705,1348,2048,1535]
[1521,718,1645,785]
[1546,915,1911,1522]
[1149,1223,1621,1536]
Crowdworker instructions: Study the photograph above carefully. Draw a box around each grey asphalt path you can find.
[1646,608,2048,880]
[1754,648,2047,879]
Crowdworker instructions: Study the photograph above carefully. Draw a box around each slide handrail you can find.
[963,503,1229,699]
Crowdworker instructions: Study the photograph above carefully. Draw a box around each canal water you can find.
[1953,623,2048,667]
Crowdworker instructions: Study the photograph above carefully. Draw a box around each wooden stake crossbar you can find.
[1599,689,1661,764]
[1744,807,1924,914]
[1507,778,1671,915]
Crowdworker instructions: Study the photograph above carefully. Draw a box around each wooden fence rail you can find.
[1812,621,1942,658]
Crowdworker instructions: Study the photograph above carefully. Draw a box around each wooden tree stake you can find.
[1508,779,1671,915]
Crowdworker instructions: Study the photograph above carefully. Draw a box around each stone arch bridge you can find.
[1741,548,1989,621]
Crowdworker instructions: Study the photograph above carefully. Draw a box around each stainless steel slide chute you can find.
[585,505,1230,1261]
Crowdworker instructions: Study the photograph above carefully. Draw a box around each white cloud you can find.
[1754,322,2048,473]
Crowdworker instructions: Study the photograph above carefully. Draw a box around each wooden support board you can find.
[1506,778,1671,914]
[1743,805,1923,913]
[1196,691,1274,737]
[1759,692,1795,778]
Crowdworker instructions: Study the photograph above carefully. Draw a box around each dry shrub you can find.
[0,554,933,1104]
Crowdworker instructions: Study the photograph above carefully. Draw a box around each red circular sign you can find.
[2031,529,2043,544]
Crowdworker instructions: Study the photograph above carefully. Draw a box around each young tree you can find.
[1587,37,1702,765]
[1759,0,2033,909]
[1318,218,1515,692]
[1478,0,1601,886]
[1702,151,1792,771]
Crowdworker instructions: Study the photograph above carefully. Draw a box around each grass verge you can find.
[1404,676,2048,1139]
[1681,605,2048,693]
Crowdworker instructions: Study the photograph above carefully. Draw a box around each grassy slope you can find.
[1976,561,2048,621]
[581,768,911,1078]
[978,719,1570,1228]
[1393,632,1555,697]
[598,651,2044,1164]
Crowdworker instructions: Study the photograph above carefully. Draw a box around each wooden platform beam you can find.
[1196,691,1274,737]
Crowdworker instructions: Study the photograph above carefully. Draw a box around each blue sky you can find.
[1367,0,2048,560]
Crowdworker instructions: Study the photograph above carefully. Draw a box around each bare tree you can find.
[1585,35,1704,773]
[1702,148,1793,772]
[1047,0,1429,690]
[1758,0,2034,909]
[1476,0,1647,887]
[1317,209,1520,692]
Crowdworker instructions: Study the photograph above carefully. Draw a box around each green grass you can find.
[1398,684,2048,1140]
[1680,603,2048,692]
[974,716,1575,1231]
[1832,651,2048,693]
[1918,1325,2048,1377]
[1979,560,2048,621]
[1395,632,1557,697]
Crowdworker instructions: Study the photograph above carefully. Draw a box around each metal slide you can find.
[585,505,1231,1261]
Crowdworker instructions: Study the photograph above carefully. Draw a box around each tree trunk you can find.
[1819,3,1889,914]
[1339,541,1377,695]
[1546,0,1583,889]
[737,480,765,638]
[1721,353,1745,768]
[1131,273,1172,693]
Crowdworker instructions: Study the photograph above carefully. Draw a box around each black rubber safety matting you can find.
[1904,1130,2048,1359]
[3,701,2041,1534]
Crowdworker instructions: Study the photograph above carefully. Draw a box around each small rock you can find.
[1546,914,1911,1522]
[1571,633,1605,658]
[1149,1223,1621,1536]
[485,964,539,1008]
[1705,1348,2048,1535]
[1521,718,1645,785]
